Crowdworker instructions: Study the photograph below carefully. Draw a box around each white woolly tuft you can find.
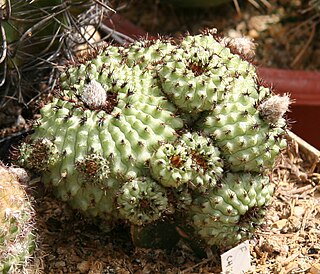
[220,36,256,60]
[258,94,291,124]
[81,79,107,109]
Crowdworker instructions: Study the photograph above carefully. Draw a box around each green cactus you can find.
[201,77,287,172]
[150,132,224,191]
[117,177,169,226]
[190,172,274,247]
[17,30,289,250]
[0,165,35,274]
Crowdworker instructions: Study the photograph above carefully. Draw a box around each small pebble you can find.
[77,261,91,273]
[55,261,66,268]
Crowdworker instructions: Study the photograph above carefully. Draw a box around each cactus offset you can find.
[190,173,274,247]
[18,30,289,250]
[150,132,224,191]
[0,165,35,274]
[117,177,169,225]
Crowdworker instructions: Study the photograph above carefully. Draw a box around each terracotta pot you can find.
[103,13,146,41]
[257,68,320,149]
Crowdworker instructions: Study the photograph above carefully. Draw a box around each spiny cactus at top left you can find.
[17,30,289,250]
[0,164,35,274]
[0,0,113,107]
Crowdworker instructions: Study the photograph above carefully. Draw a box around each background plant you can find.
[0,164,35,274]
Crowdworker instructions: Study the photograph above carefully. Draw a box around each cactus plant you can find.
[0,0,114,107]
[17,30,289,250]
[0,164,35,274]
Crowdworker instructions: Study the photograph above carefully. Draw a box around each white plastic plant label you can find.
[221,240,251,274]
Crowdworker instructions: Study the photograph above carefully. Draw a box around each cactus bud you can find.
[258,94,291,125]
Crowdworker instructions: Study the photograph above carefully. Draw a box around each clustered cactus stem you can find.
[17,29,290,250]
